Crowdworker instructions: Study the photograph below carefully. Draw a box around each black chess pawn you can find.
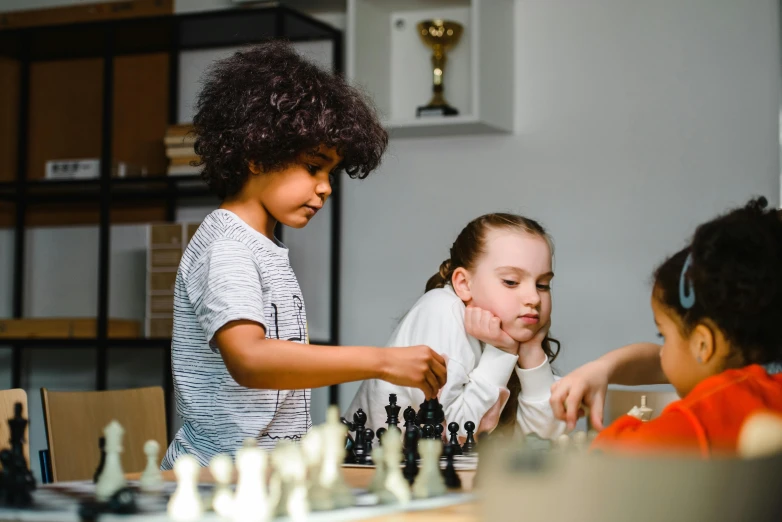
[404,424,420,461]
[362,428,375,465]
[376,427,387,446]
[402,430,419,485]
[422,424,435,440]
[385,393,401,430]
[462,421,478,455]
[447,422,463,456]
[435,423,444,441]
[416,398,445,426]
[441,444,462,489]
[93,437,106,483]
[352,409,368,464]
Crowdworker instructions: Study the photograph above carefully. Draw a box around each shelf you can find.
[347,0,514,138]
[0,175,215,205]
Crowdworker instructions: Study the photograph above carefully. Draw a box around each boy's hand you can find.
[464,306,519,355]
[380,345,447,399]
[517,319,550,369]
[549,359,610,431]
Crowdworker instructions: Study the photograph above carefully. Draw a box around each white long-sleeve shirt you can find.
[346,285,567,440]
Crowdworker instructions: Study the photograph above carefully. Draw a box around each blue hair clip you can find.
[679,253,695,309]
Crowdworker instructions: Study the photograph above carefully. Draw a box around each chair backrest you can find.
[603,388,679,426]
[0,388,30,465]
[41,386,166,482]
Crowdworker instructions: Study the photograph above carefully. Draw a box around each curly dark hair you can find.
[653,196,782,367]
[192,40,388,199]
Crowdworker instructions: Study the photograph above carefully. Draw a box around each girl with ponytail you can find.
[348,213,567,440]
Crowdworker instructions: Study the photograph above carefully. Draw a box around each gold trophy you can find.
[416,19,463,117]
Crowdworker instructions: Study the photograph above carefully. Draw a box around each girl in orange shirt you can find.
[591,197,782,457]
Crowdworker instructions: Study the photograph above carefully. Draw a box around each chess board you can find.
[0,480,475,522]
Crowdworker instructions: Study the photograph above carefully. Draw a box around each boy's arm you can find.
[550,343,667,431]
[215,320,448,398]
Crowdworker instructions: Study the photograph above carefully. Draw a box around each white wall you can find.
[335,0,781,407]
[0,0,779,470]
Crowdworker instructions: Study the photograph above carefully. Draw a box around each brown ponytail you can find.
[425,259,454,292]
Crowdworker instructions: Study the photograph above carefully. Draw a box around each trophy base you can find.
[416,105,459,118]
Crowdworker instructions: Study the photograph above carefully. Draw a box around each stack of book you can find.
[165,124,201,176]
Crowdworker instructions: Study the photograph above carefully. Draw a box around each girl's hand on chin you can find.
[464,306,519,355]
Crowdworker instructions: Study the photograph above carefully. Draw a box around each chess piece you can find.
[416,398,445,427]
[376,427,387,446]
[385,393,401,430]
[209,454,234,518]
[553,433,571,452]
[140,440,164,493]
[572,430,588,451]
[462,421,477,455]
[638,395,654,421]
[379,427,410,504]
[0,402,35,507]
[364,428,375,464]
[441,444,461,489]
[447,422,463,456]
[403,406,416,429]
[422,424,435,440]
[272,441,309,521]
[167,455,203,522]
[412,439,446,499]
[95,420,127,501]
[352,409,368,464]
[232,445,279,522]
[738,411,782,458]
[310,406,354,511]
[368,445,386,494]
[435,423,444,441]
[402,429,420,485]
[93,437,106,483]
[302,426,324,492]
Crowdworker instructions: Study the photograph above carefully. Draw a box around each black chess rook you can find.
[385,394,401,430]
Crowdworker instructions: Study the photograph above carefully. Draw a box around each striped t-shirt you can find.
[161,209,311,469]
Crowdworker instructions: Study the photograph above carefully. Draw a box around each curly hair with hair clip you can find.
[192,40,388,199]
[426,212,560,430]
[653,197,782,368]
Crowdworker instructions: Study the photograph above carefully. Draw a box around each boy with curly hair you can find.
[162,42,446,468]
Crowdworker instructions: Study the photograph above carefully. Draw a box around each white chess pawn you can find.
[232,445,279,522]
[572,431,588,451]
[380,429,410,504]
[738,411,782,458]
[310,406,354,511]
[368,445,386,494]
[638,395,654,421]
[553,433,571,452]
[209,454,234,518]
[95,420,127,501]
[139,440,164,493]
[167,455,203,522]
[272,441,309,521]
[302,426,324,488]
[412,439,446,499]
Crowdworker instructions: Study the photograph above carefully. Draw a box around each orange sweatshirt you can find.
[591,365,782,458]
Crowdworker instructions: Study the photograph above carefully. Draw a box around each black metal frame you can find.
[0,5,343,436]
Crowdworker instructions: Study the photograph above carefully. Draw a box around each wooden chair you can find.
[0,388,30,465]
[602,388,679,425]
[41,386,167,482]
